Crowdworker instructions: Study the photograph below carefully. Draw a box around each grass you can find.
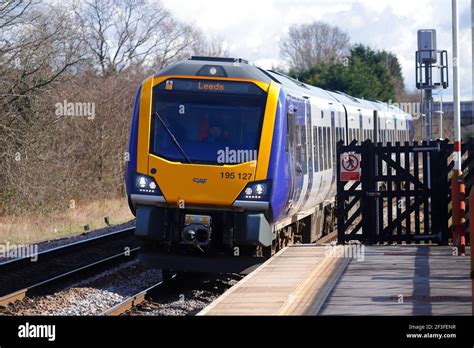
[0,198,135,246]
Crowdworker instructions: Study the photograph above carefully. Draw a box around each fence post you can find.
[451,164,466,255]
[439,140,450,245]
[361,140,376,244]
[336,140,345,244]
[465,144,474,241]
[430,140,442,243]
[465,143,474,315]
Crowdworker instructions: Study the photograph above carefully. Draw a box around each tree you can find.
[0,1,84,106]
[190,33,229,58]
[291,45,398,102]
[0,1,86,214]
[280,21,350,72]
[350,45,405,98]
[74,0,200,75]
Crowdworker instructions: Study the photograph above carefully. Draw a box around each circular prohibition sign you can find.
[342,154,359,172]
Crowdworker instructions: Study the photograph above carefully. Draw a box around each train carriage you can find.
[125,56,413,274]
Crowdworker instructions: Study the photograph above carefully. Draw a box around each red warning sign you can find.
[341,153,361,181]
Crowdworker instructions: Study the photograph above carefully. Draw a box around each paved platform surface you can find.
[320,246,472,316]
[199,245,349,315]
[199,245,472,316]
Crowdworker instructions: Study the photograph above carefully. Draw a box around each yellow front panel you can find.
[137,75,277,206]
[148,155,257,206]
[137,76,154,173]
[255,82,280,180]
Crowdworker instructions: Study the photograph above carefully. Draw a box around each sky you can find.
[162,0,473,101]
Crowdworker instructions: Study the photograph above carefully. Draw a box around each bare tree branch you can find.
[280,21,350,72]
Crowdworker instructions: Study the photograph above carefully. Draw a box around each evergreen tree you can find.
[290,44,403,102]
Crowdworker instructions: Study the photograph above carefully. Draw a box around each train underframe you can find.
[135,202,336,275]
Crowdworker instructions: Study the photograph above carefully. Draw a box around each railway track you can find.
[0,227,139,306]
[99,278,171,316]
[99,272,243,316]
[98,230,339,316]
[0,225,336,313]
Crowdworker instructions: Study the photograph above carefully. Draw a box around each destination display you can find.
[158,79,264,95]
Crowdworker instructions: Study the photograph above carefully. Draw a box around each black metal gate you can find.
[336,140,467,245]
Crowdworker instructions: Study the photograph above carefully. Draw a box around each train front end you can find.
[126,57,282,273]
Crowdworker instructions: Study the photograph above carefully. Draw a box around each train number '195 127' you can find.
[220,172,253,180]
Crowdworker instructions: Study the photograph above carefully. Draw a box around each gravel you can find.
[0,217,245,316]
[0,257,243,316]
[130,274,243,316]
[0,259,161,316]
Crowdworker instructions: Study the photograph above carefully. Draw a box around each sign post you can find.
[340,153,361,181]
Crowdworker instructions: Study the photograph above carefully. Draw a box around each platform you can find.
[198,245,472,316]
[198,245,350,315]
[320,245,472,315]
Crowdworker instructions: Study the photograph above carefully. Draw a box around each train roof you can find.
[371,100,408,116]
[326,91,362,106]
[155,56,273,83]
[155,57,411,118]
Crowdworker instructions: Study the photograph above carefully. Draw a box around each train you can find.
[125,56,414,275]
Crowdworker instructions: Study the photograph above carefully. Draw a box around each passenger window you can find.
[331,127,336,168]
[313,126,318,172]
[318,127,324,170]
[324,127,328,170]
[322,128,327,170]
[295,125,302,171]
[286,111,294,152]
[326,128,330,170]
[327,127,332,169]
[301,125,307,174]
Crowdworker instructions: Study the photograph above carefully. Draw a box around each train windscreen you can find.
[150,79,267,165]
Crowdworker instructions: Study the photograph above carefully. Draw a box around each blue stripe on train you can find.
[125,84,142,195]
[267,89,290,223]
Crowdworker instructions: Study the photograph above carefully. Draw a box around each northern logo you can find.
[193,178,208,184]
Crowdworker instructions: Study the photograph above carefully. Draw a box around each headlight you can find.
[134,174,160,194]
[137,176,148,189]
[254,183,266,195]
[237,180,271,201]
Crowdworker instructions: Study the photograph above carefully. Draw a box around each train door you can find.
[359,109,364,143]
[328,107,337,200]
[373,109,378,144]
[285,95,297,213]
[343,107,349,145]
[301,98,315,211]
[292,98,306,214]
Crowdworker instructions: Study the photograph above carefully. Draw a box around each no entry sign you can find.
[340,153,361,181]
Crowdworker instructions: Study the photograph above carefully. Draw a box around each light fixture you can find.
[137,176,148,189]
[254,184,266,195]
